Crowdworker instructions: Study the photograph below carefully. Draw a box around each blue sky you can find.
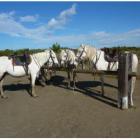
[0,2,140,50]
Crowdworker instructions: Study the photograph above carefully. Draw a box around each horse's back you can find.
[0,56,10,64]
[0,56,9,60]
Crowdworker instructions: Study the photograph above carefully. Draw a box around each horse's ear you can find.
[80,44,84,48]
[44,49,47,52]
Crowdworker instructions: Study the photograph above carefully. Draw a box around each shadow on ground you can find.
[49,75,118,108]
[2,75,118,108]
[3,83,32,96]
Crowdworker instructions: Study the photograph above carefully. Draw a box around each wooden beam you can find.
[55,69,138,77]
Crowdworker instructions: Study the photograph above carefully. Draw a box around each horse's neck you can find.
[32,52,48,67]
[86,46,96,61]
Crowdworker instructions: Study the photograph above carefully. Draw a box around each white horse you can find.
[0,49,58,98]
[76,44,138,107]
[59,49,78,89]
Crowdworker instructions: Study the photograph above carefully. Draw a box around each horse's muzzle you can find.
[53,63,59,68]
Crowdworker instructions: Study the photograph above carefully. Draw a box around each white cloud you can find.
[0,5,140,48]
[47,4,76,31]
[0,12,27,37]
[42,29,140,48]
[20,15,39,22]
[59,3,76,19]
[0,4,77,41]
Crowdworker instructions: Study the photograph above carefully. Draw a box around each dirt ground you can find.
[0,66,140,138]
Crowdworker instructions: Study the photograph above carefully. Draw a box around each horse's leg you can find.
[100,73,104,96]
[31,74,38,97]
[0,73,7,99]
[72,70,77,90]
[67,70,71,88]
[129,77,136,107]
[49,70,52,81]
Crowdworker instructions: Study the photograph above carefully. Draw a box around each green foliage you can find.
[0,48,45,56]
[0,46,140,61]
[51,43,61,54]
[109,46,140,60]
[0,49,14,56]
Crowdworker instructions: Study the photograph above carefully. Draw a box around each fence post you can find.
[118,53,129,109]
[128,53,133,106]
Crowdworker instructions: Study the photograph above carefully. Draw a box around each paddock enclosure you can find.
[0,63,140,138]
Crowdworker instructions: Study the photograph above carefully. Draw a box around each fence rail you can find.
[55,69,139,79]
[44,53,139,110]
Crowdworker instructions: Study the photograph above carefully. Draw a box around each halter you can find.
[45,50,55,67]
[78,46,87,61]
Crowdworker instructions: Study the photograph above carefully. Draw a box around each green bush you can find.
[51,43,61,54]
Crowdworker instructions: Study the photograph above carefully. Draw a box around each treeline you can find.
[0,44,140,59]
[0,43,75,56]
[108,46,140,59]
[109,46,140,53]
[0,48,45,56]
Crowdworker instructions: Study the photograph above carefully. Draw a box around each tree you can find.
[51,43,61,54]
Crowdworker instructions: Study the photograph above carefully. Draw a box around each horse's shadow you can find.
[50,75,118,108]
[3,83,32,96]
[75,84,117,108]
[48,75,67,87]
[3,75,118,108]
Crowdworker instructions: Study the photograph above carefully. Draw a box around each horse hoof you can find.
[32,94,38,98]
[129,105,136,109]
[40,84,46,87]
[72,88,75,91]
[1,95,8,99]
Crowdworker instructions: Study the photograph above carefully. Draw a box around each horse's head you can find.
[76,44,87,62]
[66,49,78,66]
[50,50,59,67]
[59,49,68,66]
[45,49,59,67]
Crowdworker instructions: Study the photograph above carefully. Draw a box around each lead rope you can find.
[92,50,101,80]
[92,52,97,80]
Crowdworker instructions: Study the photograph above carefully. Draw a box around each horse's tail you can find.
[0,72,7,81]
[132,54,138,72]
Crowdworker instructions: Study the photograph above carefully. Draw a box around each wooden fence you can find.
[52,53,139,110]
[118,53,136,109]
